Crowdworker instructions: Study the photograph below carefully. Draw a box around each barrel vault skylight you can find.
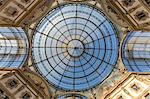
[122,31,150,72]
[0,27,29,68]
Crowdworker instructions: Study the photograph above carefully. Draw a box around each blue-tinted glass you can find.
[32,4,118,91]
[57,94,87,99]
[122,31,150,72]
[0,27,28,68]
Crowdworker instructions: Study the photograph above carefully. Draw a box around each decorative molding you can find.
[0,69,51,99]
[5,78,19,89]
[20,91,32,99]
[101,0,150,30]
[104,73,150,99]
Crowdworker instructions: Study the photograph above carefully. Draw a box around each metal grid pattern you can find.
[0,27,29,68]
[32,3,118,91]
[57,93,87,99]
[122,31,150,72]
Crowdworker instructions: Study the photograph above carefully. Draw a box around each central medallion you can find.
[67,39,84,57]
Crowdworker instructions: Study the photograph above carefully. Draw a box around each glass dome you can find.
[32,3,118,91]
[122,31,150,72]
[0,27,29,68]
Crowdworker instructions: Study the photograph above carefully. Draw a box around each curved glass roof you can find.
[0,27,29,68]
[122,31,150,72]
[57,93,87,99]
[32,3,118,91]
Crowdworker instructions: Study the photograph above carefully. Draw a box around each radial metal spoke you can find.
[81,55,102,76]
[78,57,90,89]
[45,17,70,41]
[79,3,97,40]
[85,34,114,45]
[30,50,67,67]
[81,19,107,42]
[84,51,113,66]
[85,47,115,50]
[44,53,69,77]
[29,27,68,45]
[33,46,67,48]
[57,1,73,40]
